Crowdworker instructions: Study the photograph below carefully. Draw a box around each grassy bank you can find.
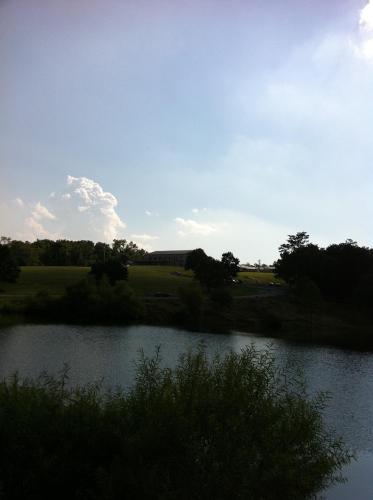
[1,266,372,350]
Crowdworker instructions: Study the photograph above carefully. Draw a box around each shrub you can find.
[0,244,20,283]
[295,276,323,308]
[0,347,351,499]
[177,283,204,320]
[209,287,233,308]
[25,290,57,316]
[90,258,128,285]
[25,278,144,323]
[64,278,144,322]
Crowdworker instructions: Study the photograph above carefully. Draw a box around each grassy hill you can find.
[0,266,278,304]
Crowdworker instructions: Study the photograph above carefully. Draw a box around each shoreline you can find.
[1,292,373,352]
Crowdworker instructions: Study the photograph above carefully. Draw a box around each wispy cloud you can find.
[130,233,159,241]
[32,202,56,221]
[130,233,159,252]
[23,216,57,240]
[13,198,24,208]
[191,208,207,214]
[175,217,218,237]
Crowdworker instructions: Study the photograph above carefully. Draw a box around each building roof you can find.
[149,250,193,255]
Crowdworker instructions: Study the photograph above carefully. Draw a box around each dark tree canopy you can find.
[185,249,237,289]
[275,233,373,302]
[90,258,128,285]
[279,231,310,256]
[112,239,147,263]
[0,244,20,283]
[185,248,208,272]
[221,251,240,278]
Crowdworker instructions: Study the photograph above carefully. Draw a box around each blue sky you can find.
[1,0,373,263]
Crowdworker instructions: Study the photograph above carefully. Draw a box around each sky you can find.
[1,0,373,263]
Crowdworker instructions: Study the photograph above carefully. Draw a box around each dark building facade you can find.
[144,250,192,267]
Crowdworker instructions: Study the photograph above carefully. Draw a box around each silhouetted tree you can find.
[279,232,310,256]
[185,249,229,290]
[0,243,20,283]
[90,258,128,285]
[112,239,146,262]
[185,248,208,272]
[275,242,322,285]
[276,233,373,302]
[221,251,240,278]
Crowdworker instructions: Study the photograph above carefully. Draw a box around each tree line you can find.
[275,232,373,304]
[0,237,147,267]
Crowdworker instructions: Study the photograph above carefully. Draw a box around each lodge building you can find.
[144,250,193,267]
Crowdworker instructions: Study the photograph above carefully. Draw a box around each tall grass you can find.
[0,346,350,499]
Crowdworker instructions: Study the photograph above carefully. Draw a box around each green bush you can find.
[25,290,56,315]
[177,283,204,320]
[0,244,20,283]
[209,287,233,308]
[90,258,128,285]
[64,278,144,322]
[24,278,144,323]
[0,347,351,499]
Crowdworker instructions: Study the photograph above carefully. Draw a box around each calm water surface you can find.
[0,323,372,499]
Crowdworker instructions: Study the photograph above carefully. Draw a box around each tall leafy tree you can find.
[185,249,230,290]
[279,232,310,256]
[112,239,146,262]
[221,251,240,278]
[90,258,128,285]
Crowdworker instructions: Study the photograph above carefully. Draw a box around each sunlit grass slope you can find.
[0,265,278,303]
[0,266,90,299]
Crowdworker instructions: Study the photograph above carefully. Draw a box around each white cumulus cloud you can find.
[2,176,126,243]
[62,175,126,241]
[355,0,373,59]
[360,0,373,30]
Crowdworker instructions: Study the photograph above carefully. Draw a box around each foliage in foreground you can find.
[0,347,351,499]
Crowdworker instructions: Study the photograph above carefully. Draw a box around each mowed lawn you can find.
[0,266,278,303]
[128,266,193,295]
[0,267,90,300]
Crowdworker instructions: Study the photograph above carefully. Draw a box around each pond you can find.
[0,323,372,499]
